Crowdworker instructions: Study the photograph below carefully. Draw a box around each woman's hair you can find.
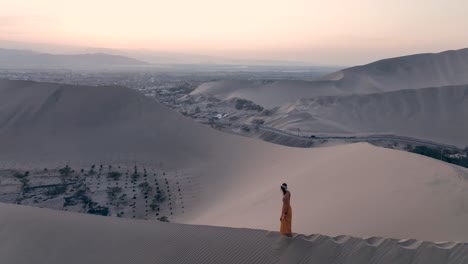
[281,183,288,194]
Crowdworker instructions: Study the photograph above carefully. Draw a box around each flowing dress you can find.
[280,192,292,235]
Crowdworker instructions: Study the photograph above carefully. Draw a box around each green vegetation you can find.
[251,118,265,125]
[63,187,92,207]
[107,187,123,200]
[261,109,274,116]
[148,189,167,212]
[59,165,72,176]
[410,146,468,168]
[138,181,152,194]
[157,216,170,222]
[131,172,140,182]
[115,193,128,208]
[108,171,122,180]
[149,203,159,211]
[13,171,29,179]
[64,186,108,216]
[47,184,67,196]
[235,99,264,112]
[154,189,166,203]
[87,206,109,216]
[19,178,30,192]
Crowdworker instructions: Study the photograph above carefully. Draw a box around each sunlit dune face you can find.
[1,0,468,64]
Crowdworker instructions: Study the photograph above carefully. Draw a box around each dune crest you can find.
[1,203,468,264]
[1,79,468,243]
[266,85,468,146]
[191,48,468,106]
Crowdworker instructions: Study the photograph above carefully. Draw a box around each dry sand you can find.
[265,85,468,146]
[186,143,468,242]
[191,79,344,108]
[191,48,468,107]
[2,202,468,264]
[2,79,468,261]
[322,48,468,93]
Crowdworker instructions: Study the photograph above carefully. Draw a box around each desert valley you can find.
[1,1,468,262]
[0,47,468,263]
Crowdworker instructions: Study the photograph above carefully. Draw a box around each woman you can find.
[280,183,292,237]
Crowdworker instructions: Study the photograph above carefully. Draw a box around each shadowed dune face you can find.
[2,202,468,264]
[191,48,468,106]
[2,79,468,242]
[329,48,468,93]
[191,79,343,108]
[0,79,227,166]
[267,85,468,146]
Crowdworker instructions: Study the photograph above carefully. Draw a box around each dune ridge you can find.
[191,79,344,107]
[2,79,468,243]
[265,85,468,146]
[1,202,468,264]
[324,48,468,92]
[0,78,227,166]
[191,48,468,106]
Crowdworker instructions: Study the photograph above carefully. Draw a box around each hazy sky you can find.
[1,0,468,65]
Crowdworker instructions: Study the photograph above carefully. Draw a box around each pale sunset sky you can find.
[1,0,467,65]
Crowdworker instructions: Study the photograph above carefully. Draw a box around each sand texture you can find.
[191,48,468,107]
[265,85,468,146]
[1,79,468,264]
[1,202,468,264]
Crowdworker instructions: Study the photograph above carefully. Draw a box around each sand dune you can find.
[191,79,344,108]
[263,85,468,146]
[2,202,468,264]
[323,48,468,93]
[2,79,468,243]
[191,48,468,106]
[186,143,468,242]
[0,78,234,166]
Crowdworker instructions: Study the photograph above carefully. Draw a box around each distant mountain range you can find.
[0,40,322,67]
[0,48,148,69]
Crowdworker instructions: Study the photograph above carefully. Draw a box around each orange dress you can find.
[280,193,292,236]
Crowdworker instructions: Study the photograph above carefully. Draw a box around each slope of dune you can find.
[2,203,468,264]
[190,48,468,106]
[186,143,468,242]
[263,85,468,146]
[323,48,468,93]
[0,78,239,166]
[2,79,468,243]
[191,79,344,108]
